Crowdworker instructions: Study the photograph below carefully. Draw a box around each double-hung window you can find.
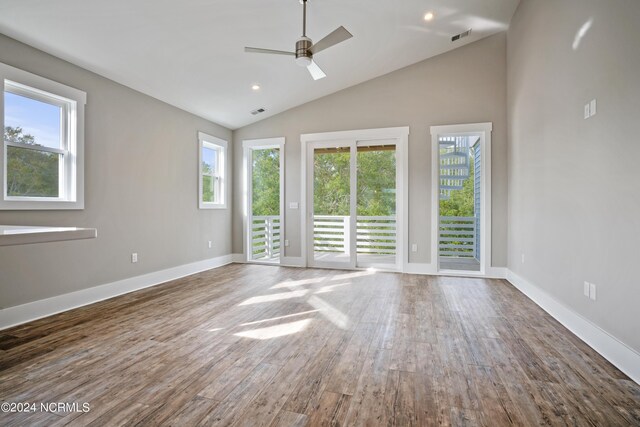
[1,62,86,210]
[198,132,227,209]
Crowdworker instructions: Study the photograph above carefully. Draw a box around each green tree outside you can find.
[251,148,280,216]
[249,144,474,219]
[310,149,397,217]
[4,126,59,197]
[250,147,397,217]
[439,150,475,217]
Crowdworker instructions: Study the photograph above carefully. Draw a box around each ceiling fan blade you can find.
[244,47,295,56]
[307,60,326,80]
[309,26,353,55]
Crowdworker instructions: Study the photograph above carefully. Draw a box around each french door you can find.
[430,123,492,275]
[306,138,400,270]
[244,137,285,264]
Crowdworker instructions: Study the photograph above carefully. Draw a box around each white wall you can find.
[0,34,232,309]
[233,33,509,267]
[508,0,640,352]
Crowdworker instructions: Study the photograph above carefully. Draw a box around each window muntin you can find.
[198,132,227,209]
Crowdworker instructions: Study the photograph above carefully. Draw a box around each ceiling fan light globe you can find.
[296,56,312,67]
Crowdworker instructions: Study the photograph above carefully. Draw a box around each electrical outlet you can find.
[584,281,590,297]
[589,283,597,301]
[284,239,290,247]
[131,253,138,263]
[208,241,212,249]
[411,243,418,252]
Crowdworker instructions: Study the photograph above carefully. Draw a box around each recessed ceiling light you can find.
[424,12,435,21]
[251,84,261,91]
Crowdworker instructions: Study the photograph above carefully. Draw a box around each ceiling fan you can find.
[244,0,353,80]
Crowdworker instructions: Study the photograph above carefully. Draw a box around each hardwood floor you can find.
[1,264,639,426]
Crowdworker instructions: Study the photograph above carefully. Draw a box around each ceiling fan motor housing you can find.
[295,37,313,66]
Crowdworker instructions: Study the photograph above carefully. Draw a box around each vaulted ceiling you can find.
[0,0,520,129]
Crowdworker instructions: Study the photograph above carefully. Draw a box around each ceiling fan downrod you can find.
[296,0,312,66]
[302,0,307,37]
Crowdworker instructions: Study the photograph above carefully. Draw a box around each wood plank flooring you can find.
[0,264,639,426]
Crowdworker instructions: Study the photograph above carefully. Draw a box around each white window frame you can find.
[0,62,86,210]
[198,131,228,209]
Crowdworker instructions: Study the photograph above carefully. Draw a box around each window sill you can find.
[0,225,97,246]
[199,203,227,210]
[0,200,84,210]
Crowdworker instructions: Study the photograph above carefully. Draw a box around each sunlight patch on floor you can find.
[270,277,326,290]
[240,310,319,326]
[314,282,351,294]
[234,319,312,340]
[330,270,375,281]
[307,295,350,330]
[238,289,309,306]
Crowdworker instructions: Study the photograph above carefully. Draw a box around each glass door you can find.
[308,139,399,270]
[437,134,481,272]
[356,142,397,269]
[309,141,355,269]
[244,138,284,264]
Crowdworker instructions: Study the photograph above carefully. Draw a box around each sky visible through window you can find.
[4,91,61,149]
[203,146,217,172]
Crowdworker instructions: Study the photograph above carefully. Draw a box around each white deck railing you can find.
[439,216,476,258]
[251,216,281,261]
[252,215,475,260]
[313,215,396,255]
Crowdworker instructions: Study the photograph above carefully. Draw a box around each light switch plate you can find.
[584,281,590,297]
[590,99,597,116]
[589,283,597,300]
[584,103,590,119]
[289,202,299,209]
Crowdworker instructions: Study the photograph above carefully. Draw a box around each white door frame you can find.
[300,127,409,271]
[242,137,285,264]
[430,123,492,275]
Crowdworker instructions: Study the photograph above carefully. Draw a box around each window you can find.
[198,132,227,209]
[1,62,86,210]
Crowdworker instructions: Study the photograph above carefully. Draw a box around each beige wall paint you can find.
[0,34,232,309]
[233,33,508,266]
[508,0,640,351]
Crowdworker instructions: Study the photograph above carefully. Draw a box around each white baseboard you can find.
[486,267,508,279]
[280,256,305,267]
[506,270,640,384]
[231,253,245,263]
[0,254,233,331]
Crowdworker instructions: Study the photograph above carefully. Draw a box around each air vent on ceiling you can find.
[451,29,471,42]
[250,108,266,115]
